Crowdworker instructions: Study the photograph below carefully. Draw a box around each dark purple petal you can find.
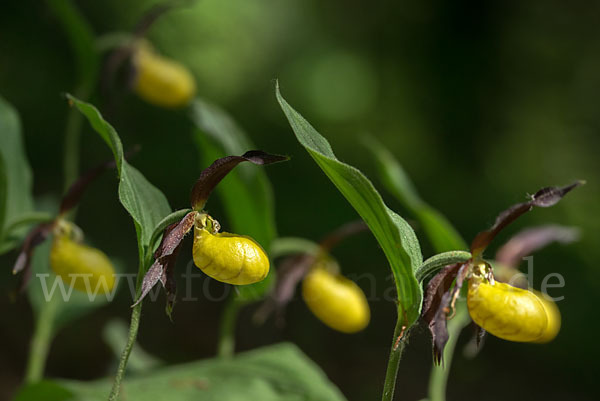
[253,253,316,326]
[132,211,196,308]
[59,148,138,215]
[318,220,368,252]
[495,225,579,268]
[422,263,462,324]
[470,181,583,257]
[190,151,288,210]
[12,223,53,291]
[428,263,470,365]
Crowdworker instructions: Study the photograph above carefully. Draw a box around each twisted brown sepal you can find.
[11,222,53,292]
[470,181,584,258]
[254,220,368,326]
[190,150,289,211]
[59,147,138,215]
[253,253,316,327]
[422,262,470,365]
[495,225,580,269]
[132,211,196,312]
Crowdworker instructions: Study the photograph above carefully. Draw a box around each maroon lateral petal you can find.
[470,181,583,257]
[495,225,579,268]
[12,223,53,291]
[132,211,196,308]
[190,150,288,210]
[59,147,139,215]
[429,263,470,365]
[422,263,462,324]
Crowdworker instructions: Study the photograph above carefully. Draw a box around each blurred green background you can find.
[1,0,598,400]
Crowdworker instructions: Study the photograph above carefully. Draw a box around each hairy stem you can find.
[24,297,59,383]
[108,302,142,401]
[217,297,241,358]
[107,249,148,401]
[381,317,408,401]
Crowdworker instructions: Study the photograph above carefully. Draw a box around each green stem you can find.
[427,303,470,401]
[108,302,143,401]
[217,297,241,358]
[108,250,149,400]
[63,109,85,192]
[381,317,408,401]
[46,0,99,191]
[25,297,59,383]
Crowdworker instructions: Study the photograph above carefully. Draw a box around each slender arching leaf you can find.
[0,96,35,249]
[365,138,466,253]
[276,84,423,324]
[66,95,171,250]
[58,343,346,401]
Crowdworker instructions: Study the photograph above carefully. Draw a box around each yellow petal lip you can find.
[531,289,561,343]
[302,266,370,334]
[467,280,561,343]
[133,45,196,108]
[50,235,116,294]
[192,227,270,285]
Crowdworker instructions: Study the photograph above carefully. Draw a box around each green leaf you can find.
[364,138,467,253]
[276,84,423,324]
[0,95,35,249]
[67,95,171,251]
[14,380,75,401]
[190,98,280,301]
[415,251,472,283]
[59,343,347,401]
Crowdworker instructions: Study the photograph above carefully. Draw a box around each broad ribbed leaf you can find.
[67,95,171,250]
[58,343,346,401]
[0,96,35,250]
[365,138,466,253]
[276,85,423,324]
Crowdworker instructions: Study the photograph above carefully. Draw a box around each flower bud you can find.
[192,226,269,285]
[132,44,196,108]
[302,265,370,333]
[50,235,116,294]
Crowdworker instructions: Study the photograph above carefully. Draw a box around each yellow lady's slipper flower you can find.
[467,276,560,343]
[192,226,269,285]
[50,233,116,294]
[133,44,196,108]
[302,265,370,333]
